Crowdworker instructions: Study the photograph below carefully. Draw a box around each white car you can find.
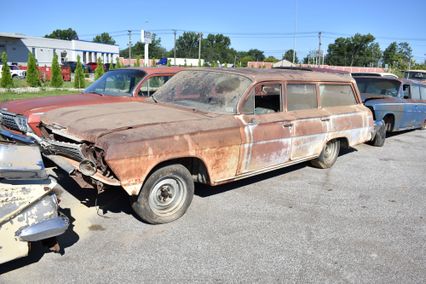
[0,64,26,79]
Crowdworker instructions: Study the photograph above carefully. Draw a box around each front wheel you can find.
[311,140,340,169]
[132,164,194,224]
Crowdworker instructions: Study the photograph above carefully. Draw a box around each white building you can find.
[0,32,119,66]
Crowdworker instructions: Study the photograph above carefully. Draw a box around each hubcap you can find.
[323,143,335,159]
[148,176,187,216]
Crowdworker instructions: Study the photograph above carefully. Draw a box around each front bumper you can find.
[17,215,69,242]
[371,119,386,141]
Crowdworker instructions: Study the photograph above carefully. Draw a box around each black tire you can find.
[132,164,194,224]
[311,140,340,169]
[369,123,386,147]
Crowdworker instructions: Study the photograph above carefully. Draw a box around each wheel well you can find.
[149,157,210,184]
[383,114,395,131]
[333,137,349,149]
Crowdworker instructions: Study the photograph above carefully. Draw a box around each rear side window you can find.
[320,84,357,107]
[286,84,317,111]
[411,85,421,100]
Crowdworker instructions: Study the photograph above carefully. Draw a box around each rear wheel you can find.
[132,164,194,224]
[311,140,340,169]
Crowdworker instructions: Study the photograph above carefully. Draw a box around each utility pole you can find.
[128,30,132,66]
[173,30,177,66]
[198,32,202,67]
[317,31,322,66]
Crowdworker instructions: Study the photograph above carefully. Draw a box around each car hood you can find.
[41,101,220,144]
[360,93,391,102]
[0,93,129,116]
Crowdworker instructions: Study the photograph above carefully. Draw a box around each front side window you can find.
[139,76,171,97]
[320,84,357,107]
[84,69,146,97]
[243,84,282,115]
[286,84,317,111]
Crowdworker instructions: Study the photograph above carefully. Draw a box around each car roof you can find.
[184,68,353,83]
[354,76,426,86]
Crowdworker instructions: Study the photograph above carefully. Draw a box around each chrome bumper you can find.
[0,128,35,144]
[371,119,386,140]
[17,215,69,242]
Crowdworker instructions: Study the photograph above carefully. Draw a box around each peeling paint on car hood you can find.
[41,101,217,143]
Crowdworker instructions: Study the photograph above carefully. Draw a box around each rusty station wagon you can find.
[9,69,383,224]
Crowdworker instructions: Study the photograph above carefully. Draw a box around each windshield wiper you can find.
[151,96,158,103]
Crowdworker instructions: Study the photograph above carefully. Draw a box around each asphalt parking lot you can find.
[1,130,425,283]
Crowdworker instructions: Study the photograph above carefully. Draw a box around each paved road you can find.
[1,130,425,283]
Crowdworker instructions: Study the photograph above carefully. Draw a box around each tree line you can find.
[39,28,426,70]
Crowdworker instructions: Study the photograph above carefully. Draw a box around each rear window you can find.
[320,84,357,107]
[286,84,317,111]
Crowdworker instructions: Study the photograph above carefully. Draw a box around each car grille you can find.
[46,140,86,162]
[0,112,22,131]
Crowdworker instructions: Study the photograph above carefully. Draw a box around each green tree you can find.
[134,56,141,67]
[26,53,40,87]
[45,28,78,40]
[115,57,121,68]
[109,59,115,70]
[93,32,116,45]
[383,42,412,70]
[239,55,255,67]
[50,52,63,87]
[74,55,85,88]
[175,32,199,58]
[94,57,104,80]
[283,49,298,63]
[201,34,235,64]
[1,52,13,88]
[326,33,382,66]
[246,49,265,61]
[264,56,278,63]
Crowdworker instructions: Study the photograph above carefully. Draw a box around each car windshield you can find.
[153,70,252,114]
[405,71,426,80]
[84,69,145,97]
[355,78,401,97]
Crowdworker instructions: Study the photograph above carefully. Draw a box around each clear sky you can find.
[1,0,425,62]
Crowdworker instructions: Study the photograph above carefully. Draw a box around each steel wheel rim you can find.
[148,176,187,216]
[323,142,336,160]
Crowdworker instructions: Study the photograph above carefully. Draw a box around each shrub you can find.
[1,52,13,88]
[134,56,141,67]
[26,53,41,87]
[74,55,85,88]
[94,57,104,80]
[115,57,121,69]
[50,53,63,87]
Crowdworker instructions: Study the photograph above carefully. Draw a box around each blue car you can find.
[354,76,426,132]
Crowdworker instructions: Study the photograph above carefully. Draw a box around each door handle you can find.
[282,123,293,128]
[321,118,330,122]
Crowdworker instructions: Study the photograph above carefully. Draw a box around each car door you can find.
[318,83,371,146]
[401,84,418,129]
[285,83,327,160]
[237,82,292,173]
[410,84,423,128]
